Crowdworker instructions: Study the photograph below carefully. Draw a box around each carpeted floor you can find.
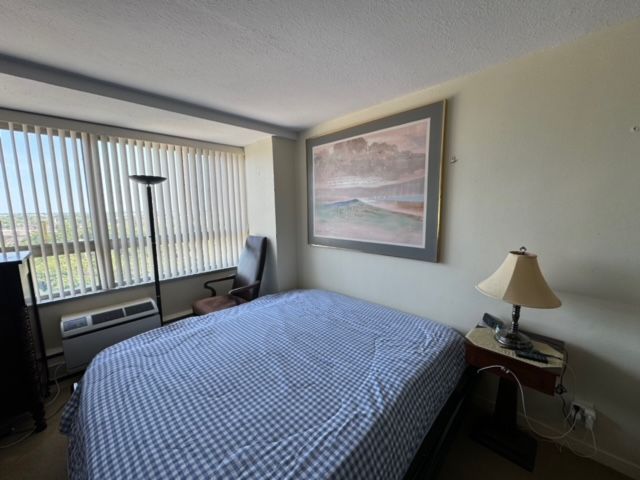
[0,381,630,480]
[0,377,76,480]
[437,411,630,480]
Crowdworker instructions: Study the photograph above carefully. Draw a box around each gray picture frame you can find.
[306,100,445,262]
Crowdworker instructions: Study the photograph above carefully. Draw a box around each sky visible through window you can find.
[0,128,89,215]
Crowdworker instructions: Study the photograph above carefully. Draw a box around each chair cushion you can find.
[192,295,247,316]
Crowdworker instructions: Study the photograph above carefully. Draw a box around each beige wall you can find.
[295,19,640,478]
[245,136,298,293]
[245,137,280,293]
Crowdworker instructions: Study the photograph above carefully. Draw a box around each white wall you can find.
[245,137,280,293]
[295,18,640,478]
[245,136,298,293]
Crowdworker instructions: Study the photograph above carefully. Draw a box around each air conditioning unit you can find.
[61,298,161,372]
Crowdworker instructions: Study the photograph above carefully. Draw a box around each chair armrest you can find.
[228,281,261,299]
[204,273,236,296]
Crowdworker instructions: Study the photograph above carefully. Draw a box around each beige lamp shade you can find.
[476,249,561,309]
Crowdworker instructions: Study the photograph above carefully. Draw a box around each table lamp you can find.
[476,246,561,350]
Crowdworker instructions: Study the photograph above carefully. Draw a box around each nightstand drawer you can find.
[465,341,558,395]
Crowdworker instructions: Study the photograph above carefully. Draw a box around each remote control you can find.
[515,350,548,363]
[482,313,504,330]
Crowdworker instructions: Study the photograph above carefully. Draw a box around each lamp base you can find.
[495,328,533,350]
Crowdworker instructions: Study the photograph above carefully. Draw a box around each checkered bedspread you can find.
[61,289,466,479]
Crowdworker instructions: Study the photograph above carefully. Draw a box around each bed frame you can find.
[404,367,476,480]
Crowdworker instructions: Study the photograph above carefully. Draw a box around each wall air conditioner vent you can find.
[92,308,125,325]
[60,298,161,372]
[124,301,155,316]
[62,317,89,333]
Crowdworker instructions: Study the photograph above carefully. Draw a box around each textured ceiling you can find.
[0,0,639,135]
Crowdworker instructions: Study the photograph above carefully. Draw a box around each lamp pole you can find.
[130,175,167,323]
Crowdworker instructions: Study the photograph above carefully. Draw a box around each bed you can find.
[61,289,468,479]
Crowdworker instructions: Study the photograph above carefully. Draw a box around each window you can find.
[0,117,248,302]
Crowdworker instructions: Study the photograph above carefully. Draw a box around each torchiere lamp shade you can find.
[129,175,167,185]
[477,250,561,309]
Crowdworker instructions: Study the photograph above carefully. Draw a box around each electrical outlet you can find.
[571,400,596,430]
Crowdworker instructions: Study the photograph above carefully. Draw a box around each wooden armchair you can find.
[192,236,267,316]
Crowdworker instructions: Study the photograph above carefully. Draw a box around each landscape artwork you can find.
[307,101,445,262]
[312,119,429,247]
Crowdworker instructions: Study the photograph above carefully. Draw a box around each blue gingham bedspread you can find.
[61,289,466,479]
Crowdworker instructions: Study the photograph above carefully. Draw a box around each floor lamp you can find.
[130,175,167,324]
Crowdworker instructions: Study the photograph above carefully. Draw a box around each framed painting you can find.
[306,100,445,262]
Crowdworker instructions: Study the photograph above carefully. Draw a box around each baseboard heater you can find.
[61,298,161,372]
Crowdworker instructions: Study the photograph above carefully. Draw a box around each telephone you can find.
[482,312,504,331]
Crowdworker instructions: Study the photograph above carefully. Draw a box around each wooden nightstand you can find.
[465,325,565,471]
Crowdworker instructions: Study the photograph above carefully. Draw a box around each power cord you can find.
[478,362,599,459]
[556,348,570,420]
[477,365,582,440]
[45,364,64,408]
[554,350,579,429]
[46,400,68,421]
[0,428,35,449]
[0,364,67,449]
[561,429,598,459]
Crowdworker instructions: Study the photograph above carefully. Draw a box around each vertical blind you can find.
[0,120,248,302]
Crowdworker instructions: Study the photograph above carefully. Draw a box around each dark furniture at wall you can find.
[0,252,48,432]
[192,236,267,316]
[465,325,565,471]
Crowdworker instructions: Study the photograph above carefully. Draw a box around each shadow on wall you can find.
[261,239,278,295]
[554,257,640,308]
[435,94,458,264]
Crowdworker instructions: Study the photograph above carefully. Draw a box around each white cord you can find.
[477,365,580,440]
[479,363,598,460]
[0,364,66,449]
[0,428,35,449]
[559,427,599,459]
[556,362,598,458]
[45,364,64,408]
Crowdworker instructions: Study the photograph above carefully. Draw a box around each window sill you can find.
[37,266,237,307]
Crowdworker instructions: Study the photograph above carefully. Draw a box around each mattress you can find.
[61,289,466,479]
